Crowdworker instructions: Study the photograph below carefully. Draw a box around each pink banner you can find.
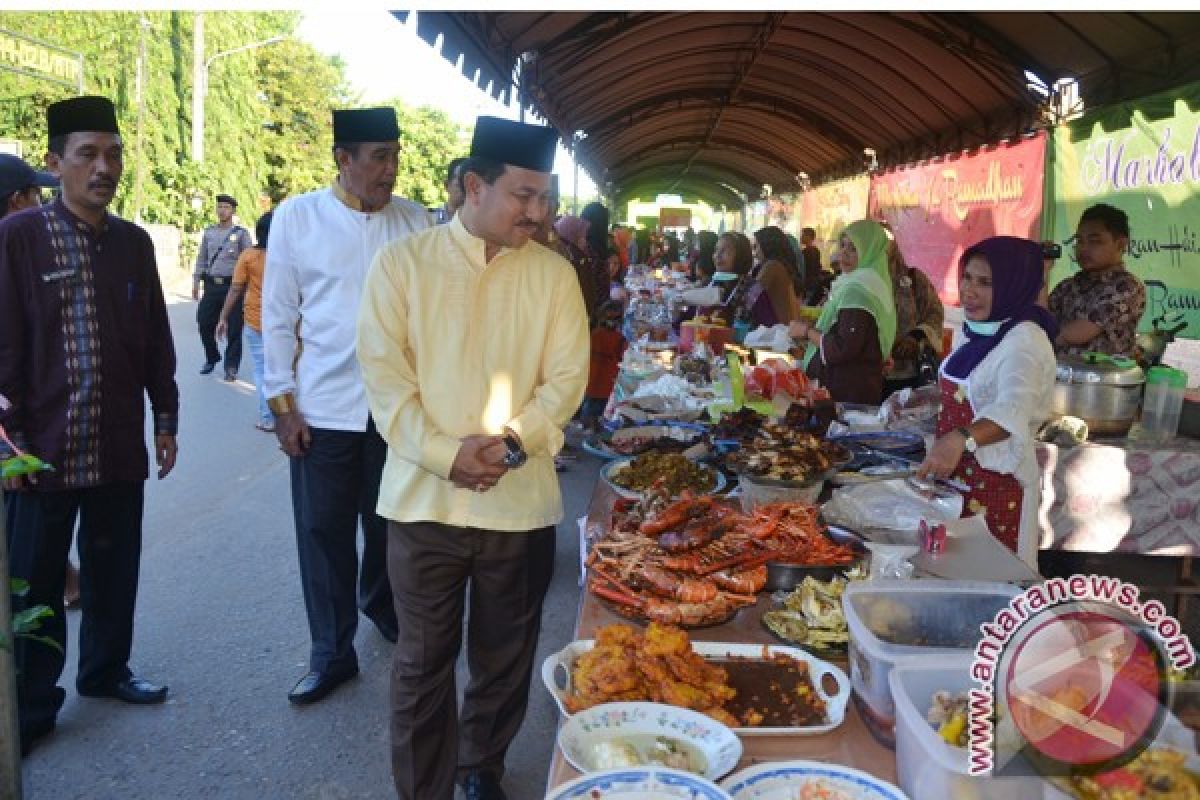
[868,132,1047,306]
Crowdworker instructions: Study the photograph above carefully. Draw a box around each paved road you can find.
[19,297,601,800]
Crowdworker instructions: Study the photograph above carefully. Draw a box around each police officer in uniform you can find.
[193,193,252,380]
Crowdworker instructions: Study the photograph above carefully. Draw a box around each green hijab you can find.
[802,219,897,369]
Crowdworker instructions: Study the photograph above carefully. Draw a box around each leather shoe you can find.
[460,771,507,800]
[199,361,218,375]
[223,368,237,382]
[288,667,358,705]
[79,676,168,704]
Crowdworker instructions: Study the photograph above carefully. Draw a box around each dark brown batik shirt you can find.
[1049,267,1146,357]
[0,198,178,489]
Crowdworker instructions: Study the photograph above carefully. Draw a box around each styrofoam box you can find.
[889,655,1042,800]
[843,579,1022,732]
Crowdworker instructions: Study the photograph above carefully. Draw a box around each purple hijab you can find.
[943,236,1059,380]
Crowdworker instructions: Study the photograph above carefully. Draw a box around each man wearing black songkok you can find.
[263,106,433,707]
[358,116,589,800]
[0,95,180,755]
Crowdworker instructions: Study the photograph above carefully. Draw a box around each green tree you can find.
[389,101,468,208]
[0,10,352,251]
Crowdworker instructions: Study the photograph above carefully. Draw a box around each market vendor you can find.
[916,236,1057,568]
[789,219,896,404]
[717,230,797,327]
[1047,203,1146,357]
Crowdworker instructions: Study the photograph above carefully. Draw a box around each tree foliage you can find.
[0,11,469,256]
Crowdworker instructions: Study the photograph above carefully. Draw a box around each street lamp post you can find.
[190,14,284,163]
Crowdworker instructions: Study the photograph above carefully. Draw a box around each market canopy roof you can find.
[396,11,1200,208]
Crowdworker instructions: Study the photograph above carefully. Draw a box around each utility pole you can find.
[191,12,204,163]
[190,19,284,164]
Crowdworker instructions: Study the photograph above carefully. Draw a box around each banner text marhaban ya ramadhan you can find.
[873,160,1025,222]
[1081,124,1200,195]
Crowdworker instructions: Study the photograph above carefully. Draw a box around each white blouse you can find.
[942,321,1056,566]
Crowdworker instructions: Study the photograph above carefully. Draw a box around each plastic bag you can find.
[821,478,963,534]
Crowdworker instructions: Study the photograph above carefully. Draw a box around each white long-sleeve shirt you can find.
[942,321,1056,566]
[263,184,433,431]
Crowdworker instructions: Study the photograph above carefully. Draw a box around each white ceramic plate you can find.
[721,760,909,800]
[558,701,743,782]
[547,766,731,800]
[601,457,726,500]
[542,640,851,736]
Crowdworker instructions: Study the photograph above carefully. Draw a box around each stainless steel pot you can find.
[1052,353,1145,437]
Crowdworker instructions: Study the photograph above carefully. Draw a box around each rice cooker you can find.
[1052,353,1144,437]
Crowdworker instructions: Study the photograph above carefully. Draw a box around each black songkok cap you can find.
[470,116,558,173]
[47,95,120,139]
[332,107,399,143]
[215,193,237,208]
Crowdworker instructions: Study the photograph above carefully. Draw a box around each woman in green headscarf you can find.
[789,219,897,404]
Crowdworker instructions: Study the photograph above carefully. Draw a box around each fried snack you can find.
[566,622,739,726]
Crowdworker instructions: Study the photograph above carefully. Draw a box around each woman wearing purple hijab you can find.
[916,237,1058,567]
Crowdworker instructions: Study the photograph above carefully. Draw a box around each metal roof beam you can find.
[673,12,786,190]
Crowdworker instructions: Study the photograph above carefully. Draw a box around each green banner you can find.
[1048,81,1200,337]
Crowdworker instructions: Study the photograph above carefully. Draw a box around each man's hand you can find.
[192,283,200,302]
[916,431,966,481]
[449,435,509,492]
[155,434,178,479]
[215,318,228,340]
[275,411,311,457]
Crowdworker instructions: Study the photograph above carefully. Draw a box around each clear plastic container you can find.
[842,580,1022,740]
[889,656,1042,800]
[1140,366,1188,444]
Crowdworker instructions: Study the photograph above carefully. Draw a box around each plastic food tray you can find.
[541,640,851,736]
[842,580,1021,735]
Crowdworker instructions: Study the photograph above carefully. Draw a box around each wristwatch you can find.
[956,426,978,454]
[502,432,527,468]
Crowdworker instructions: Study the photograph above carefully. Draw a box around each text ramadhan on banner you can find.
[868,133,1046,305]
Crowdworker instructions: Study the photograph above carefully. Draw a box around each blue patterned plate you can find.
[548,766,732,800]
[721,760,909,800]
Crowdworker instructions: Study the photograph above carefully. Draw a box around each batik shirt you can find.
[0,198,179,489]
[1049,267,1146,357]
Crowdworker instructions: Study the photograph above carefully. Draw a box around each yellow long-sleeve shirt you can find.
[357,214,590,531]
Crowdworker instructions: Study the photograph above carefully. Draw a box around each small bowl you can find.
[557,701,743,782]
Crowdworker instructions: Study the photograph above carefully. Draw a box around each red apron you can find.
[936,376,1023,554]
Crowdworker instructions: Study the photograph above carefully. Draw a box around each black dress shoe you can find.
[223,368,237,381]
[199,361,218,375]
[287,667,358,705]
[79,676,168,704]
[460,771,507,800]
[20,719,56,757]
